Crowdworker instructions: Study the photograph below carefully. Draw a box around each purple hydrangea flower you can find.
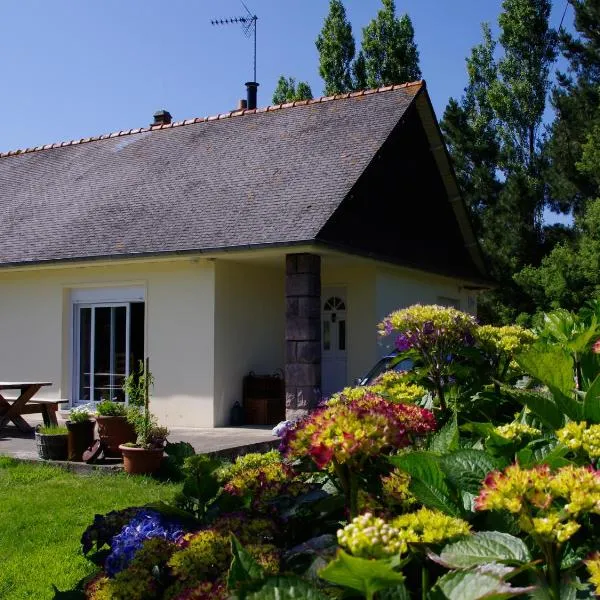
[104,509,184,577]
[395,334,413,351]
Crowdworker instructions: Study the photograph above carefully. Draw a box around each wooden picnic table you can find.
[0,382,55,433]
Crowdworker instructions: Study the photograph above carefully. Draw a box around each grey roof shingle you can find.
[0,84,421,266]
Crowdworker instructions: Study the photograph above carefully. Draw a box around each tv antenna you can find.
[211,1,258,83]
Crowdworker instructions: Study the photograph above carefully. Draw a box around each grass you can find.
[0,455,179,599]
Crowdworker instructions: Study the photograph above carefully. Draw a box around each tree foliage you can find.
[546,0,600,216]
[515,198,600,311]
[513,0,600,318]
[441,0,558,323]
[315,0,355,95]
[359,0,421,88]
[272,76,313,104]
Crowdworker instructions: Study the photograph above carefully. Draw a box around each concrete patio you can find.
[0,415,279,466]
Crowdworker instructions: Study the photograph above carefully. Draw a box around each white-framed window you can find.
[72,287,145,404]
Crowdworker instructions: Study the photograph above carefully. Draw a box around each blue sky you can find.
[0,0,573,225]
[0,0,571,155]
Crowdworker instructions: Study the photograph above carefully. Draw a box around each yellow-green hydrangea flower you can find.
[585,552,600,596]
[476,325,536,356]
[556,421,587,451]
[381,469,417,509]
[337,513,409,558]
[217,450,281,482]
[369,372,426,404]
[337,509,470,560]
[557,421,600,459]
[476,463,600,544]
[169,530,231,580]
[328,386,372,406]
[493,422,541,442]
[390,507,471,545]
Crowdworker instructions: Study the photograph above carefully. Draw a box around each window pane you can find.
[94,307,111,401]
[339,320,346,351]
[323,321,331,351]
[78,308,91,401]
[112,307,127,402]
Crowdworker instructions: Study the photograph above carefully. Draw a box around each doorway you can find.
[321,288,348,398]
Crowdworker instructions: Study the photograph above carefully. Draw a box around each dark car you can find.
[356,352,414,386]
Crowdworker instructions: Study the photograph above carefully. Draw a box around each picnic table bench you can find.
[0,382,67,433]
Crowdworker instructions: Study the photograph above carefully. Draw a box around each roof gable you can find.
[0,81,486,282]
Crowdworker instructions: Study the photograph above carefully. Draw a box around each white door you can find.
[322,289,348,398]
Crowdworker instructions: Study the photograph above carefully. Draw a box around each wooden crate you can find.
[243,373,285,425]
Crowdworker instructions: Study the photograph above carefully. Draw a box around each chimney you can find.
[237,99,248,111]
[152,109,172,126]
[245,82,259,110]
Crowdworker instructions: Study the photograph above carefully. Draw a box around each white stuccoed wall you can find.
[0,258,216,427]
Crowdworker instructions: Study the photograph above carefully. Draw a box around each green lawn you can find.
[0,456,179,599]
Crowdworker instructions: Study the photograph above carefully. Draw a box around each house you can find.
[0,81,488,428]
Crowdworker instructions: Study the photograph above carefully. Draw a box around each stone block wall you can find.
[285,253,321,420]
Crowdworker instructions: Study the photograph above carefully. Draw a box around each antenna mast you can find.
[211,2,258,82]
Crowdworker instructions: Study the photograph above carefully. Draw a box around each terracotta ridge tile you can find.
[0,80,424,159]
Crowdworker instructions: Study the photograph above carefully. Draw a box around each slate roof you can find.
[0,81,472,272]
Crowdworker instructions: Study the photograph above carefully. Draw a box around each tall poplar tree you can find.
[514,1,600,312]
[358,0,421,87]
[315,0,356,95]
[441,0,557,323]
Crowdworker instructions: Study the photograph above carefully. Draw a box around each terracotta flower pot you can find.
[66,419,96,462]
[96,416,136,457]
[119,444,164,475]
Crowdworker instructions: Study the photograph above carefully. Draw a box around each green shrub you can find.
[96,400,127,417]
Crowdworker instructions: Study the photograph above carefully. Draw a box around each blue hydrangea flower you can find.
[104,509,184,577]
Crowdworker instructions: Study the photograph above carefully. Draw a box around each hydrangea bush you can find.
[73,304,600,600]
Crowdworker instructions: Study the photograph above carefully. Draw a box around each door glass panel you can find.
[92,306,128,402]
[78,308,91,401]
[75,301,145,404]
[130,302,145,375]
[323,320,331,351]
[113,307,127,402]
[339,319,346,351]
[93,307,111,401]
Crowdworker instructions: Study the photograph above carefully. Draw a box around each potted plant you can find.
[96,399,136,457]
[66,404,96,462]
[35,424,69,460]
[119,359,169,475]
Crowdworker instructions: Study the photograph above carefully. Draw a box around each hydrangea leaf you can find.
[516,347,583,422]
[516,438,570,469]
[390,452,461,516]
[319,549,405,598]
[440,450,498,497]
[583,373,600,424]
[243,576,327,599]
[373,582,411,600]
[438,531,531,569]
[228,534,265,590]
[429,413,459,453]
[433,567,536,599]
[497,385,564,430]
